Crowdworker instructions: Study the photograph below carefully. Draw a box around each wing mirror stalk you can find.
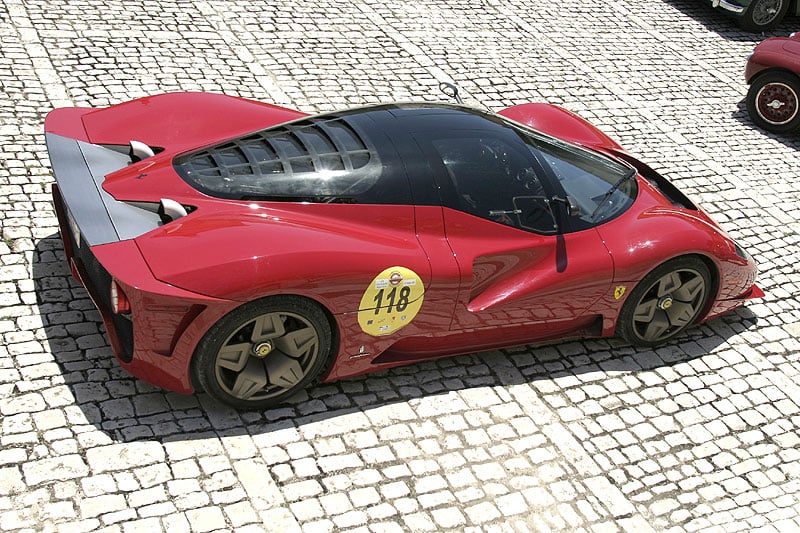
[551,195,580,217]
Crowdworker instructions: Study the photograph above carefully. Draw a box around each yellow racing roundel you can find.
[358,266,425,336]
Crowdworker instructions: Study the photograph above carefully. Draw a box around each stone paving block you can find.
[79,494,127,519]
[0,467,25,495]
[22,454,88,486]
[85,442,165,473]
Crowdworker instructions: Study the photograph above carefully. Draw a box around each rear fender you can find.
[134,203,431,311]
[46,92,307,154]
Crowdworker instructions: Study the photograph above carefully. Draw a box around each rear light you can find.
[110,280,131,314]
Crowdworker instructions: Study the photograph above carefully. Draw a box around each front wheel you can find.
[617,257,712,347]
[746,71,800,134]
[739,0,789,31]
[192,296,332,410]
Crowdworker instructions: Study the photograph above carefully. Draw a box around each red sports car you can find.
[746,32,800,133]
[45,92,762,409]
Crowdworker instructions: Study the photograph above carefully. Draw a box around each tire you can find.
[739,0,789,31]
[192,295,332,410]
[746,71,800,134]
[617,257,712,347]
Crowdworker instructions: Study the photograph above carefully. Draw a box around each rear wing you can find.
[46,132,161,246]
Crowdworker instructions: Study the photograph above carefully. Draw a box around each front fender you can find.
[746,37,800,83]
[499,103,624,152]
[604,212,718,275]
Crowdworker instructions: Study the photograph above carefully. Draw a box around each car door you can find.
[412,121,615,338]
[329,109,461,345]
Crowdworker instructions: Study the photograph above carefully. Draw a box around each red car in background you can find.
[45,92,762,410]
[746,32,800,133]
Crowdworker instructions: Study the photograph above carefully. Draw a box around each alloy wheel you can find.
[213,311,320,401]
[630,268,707,343]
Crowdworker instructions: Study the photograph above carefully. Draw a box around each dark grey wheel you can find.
[618,257,712,347]
[193,296,332,410]
[739,0,788,31]
[746,71,800,134]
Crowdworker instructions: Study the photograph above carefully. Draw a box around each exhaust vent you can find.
[129,140,155,162]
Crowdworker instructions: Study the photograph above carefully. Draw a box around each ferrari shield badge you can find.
[358,266,425,336]
[614,286,627,300]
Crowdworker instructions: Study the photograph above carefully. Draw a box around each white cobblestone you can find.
[85,442,165,473]
[22,454,88,486]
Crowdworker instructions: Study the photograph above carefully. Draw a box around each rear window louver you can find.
[174,118,376,200]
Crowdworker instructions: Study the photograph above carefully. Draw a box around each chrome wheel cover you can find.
[756,82,799,126]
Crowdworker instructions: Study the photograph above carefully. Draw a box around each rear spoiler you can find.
[45,132,162,245]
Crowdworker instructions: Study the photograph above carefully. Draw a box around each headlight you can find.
[734,241,752,261]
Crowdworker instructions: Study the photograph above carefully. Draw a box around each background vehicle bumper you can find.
[712,0,747,15]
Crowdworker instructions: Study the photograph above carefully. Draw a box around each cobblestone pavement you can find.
[2,1,800,531]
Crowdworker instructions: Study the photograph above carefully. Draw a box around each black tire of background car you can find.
[617,256,712,347]
[739,0,789,31]
[192,295,333,410]
[746,70,800,133]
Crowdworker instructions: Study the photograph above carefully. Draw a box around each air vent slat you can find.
[174,117,378,201]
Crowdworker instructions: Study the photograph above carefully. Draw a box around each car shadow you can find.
[32,233,759,444]
[733,98,800,146]
[659,0,795,41]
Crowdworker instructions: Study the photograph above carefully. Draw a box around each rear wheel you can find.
[193,296,332,410]
[618,257,712,347]
[747,71,800,134]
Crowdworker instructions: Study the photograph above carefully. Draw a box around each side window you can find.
[429,136,557,234]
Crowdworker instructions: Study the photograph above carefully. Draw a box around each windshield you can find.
[509,121,637,228]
